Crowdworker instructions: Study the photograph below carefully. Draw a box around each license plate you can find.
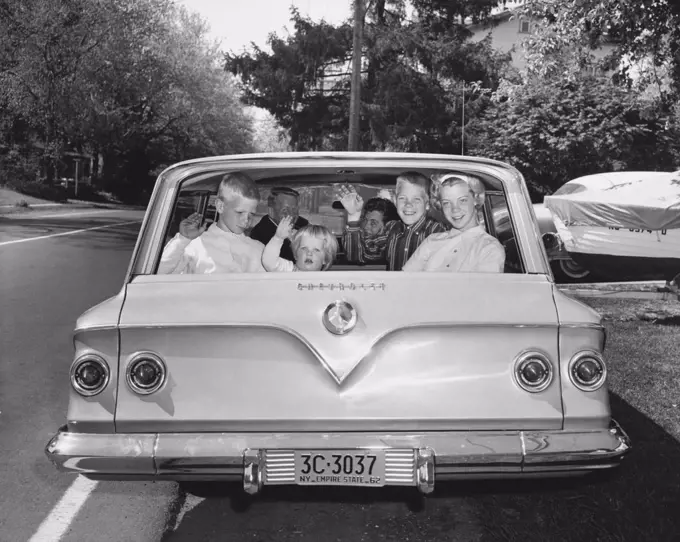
[294,450,386,487]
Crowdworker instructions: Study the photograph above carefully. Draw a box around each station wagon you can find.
[45,152,631,496]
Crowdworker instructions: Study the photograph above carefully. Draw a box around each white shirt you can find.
[157,224,266,274]
[402,225,505,273]
[262,236,296,272]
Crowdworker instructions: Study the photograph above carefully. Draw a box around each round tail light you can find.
[569,351,607,391]
[514,351,553,392]
[126,353,167,395]
[70,355,110,397]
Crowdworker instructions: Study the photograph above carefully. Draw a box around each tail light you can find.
[513,351,553,393]
[70,355,110,397]
[126,352,167,395]
[569,351,607,391]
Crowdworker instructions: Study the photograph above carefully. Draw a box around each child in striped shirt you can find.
[340,172,448,270]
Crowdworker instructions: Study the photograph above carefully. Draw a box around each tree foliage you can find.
[518,0,680,104]
[469,73,680,197]
[225,1,511,152]
[0,0,254,201]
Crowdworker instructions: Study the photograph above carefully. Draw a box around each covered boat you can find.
[543,171,680,282]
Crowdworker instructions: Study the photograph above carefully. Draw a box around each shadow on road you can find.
[162,394,680,542]
[459,393,680,542]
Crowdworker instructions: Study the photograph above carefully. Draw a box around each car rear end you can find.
[45,153,630,494]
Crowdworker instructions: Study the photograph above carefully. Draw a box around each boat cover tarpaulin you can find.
[544,171,680,231]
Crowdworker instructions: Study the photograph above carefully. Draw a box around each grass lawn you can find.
[469,296,680,542]
[0,186,54,206]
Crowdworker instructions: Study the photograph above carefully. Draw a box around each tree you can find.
[249,109,291,152]
[517,0,680,105]
[225,2,511,152]
[468,72,680,198]
[226,7,354,151]
[0,0,254,200]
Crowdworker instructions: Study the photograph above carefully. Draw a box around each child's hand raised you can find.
[275,215,295,240]
[179,212,206,240]
[337,185,363,220]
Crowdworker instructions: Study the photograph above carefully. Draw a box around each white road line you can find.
[28,476,98,542]
[18,209,123,220]
[0,220,141,246]
[171,494,205,532]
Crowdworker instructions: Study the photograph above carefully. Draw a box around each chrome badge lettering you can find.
[297,282,386,291]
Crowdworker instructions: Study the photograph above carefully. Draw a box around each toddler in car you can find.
[262,215,339,272]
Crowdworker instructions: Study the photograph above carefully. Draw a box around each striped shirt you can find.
[344,215,448,271]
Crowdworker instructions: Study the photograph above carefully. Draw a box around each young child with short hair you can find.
[402,173,505,273]
[158,171,266,274]
[341,172,447,270]
[262,215,339,272]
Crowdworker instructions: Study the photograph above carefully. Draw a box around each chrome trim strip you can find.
[116,322,560,330]
[117,320,561,386]
[45,421,631,491]
[560,323,605,330]
[73,325,119,334]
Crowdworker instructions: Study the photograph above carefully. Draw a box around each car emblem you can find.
[322,300,357,335]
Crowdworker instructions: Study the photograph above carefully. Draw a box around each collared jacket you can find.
[158,224,266,274]
[343,215,448,271]
[402,225,505,273]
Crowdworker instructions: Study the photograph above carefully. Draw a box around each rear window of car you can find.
[156,168,524,274]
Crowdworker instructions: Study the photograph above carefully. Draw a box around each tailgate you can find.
[115,272,561,432]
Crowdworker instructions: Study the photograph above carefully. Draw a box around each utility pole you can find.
[461,85,465,156]
[348,0,365,152]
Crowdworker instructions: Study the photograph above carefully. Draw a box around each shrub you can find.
[9,180,69,202]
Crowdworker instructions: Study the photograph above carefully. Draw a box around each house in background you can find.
[467,4,617,73]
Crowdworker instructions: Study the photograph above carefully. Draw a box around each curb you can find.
[0,201,147,216]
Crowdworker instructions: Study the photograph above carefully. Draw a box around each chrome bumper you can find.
[45,421,631,495]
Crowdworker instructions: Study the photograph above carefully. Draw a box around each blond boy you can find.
[262,216,338,272]
[157,172,266,274]
[340,171,447,270]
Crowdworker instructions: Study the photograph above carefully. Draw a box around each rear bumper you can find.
[45,421,631,494]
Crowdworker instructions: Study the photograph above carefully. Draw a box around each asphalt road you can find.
[0,209,488,542]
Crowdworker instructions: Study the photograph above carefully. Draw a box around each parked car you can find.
[45,152,630,496]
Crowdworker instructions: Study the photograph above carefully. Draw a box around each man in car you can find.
[249,186,309,262]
